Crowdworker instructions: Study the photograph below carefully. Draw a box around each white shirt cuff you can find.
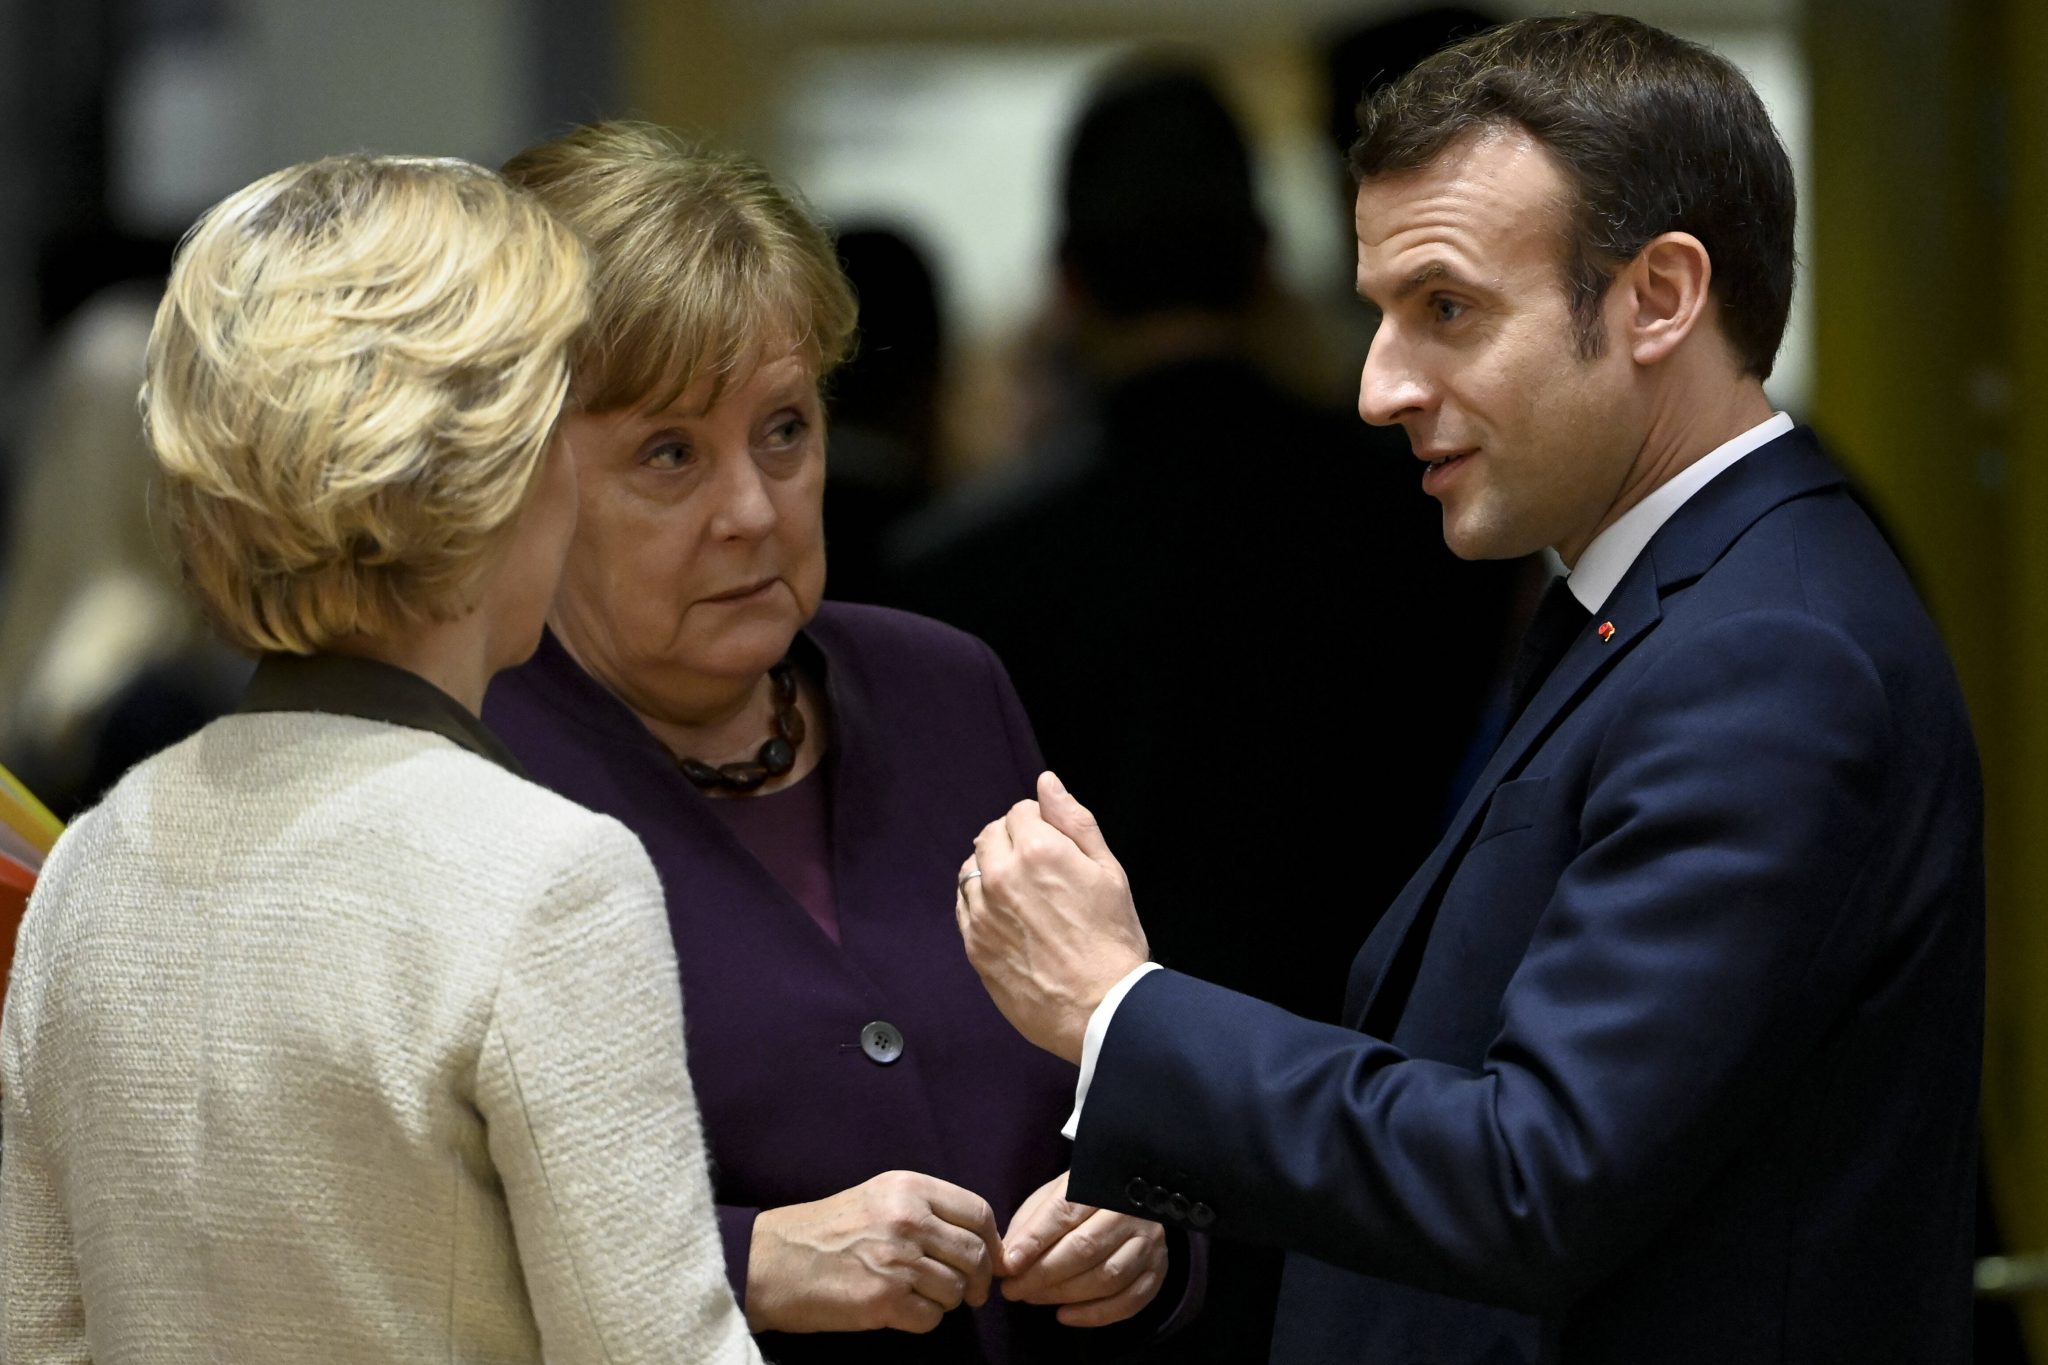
[1060,962,1162,1141]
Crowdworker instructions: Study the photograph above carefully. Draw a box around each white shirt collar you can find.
[1566,412,1794,613]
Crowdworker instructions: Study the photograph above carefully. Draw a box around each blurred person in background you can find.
[818,225,948,604]
[0,153,759,1363]
[0,276,247,819]
[486,121,1197,1365]
[891,61,1510,1360]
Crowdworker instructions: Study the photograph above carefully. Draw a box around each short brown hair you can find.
[144,155,589,655]
[1350,14,1795,379]
[502,122,858,414]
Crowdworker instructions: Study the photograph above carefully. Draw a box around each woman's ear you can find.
[1624,231,1713,366]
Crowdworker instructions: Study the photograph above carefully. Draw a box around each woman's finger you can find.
[906,1254,970,1312]
[917,1186,1002,1304]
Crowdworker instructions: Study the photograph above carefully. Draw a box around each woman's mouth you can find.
[703,576,778,603]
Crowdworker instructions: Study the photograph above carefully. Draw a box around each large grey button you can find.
[860,1020,904,1065]
[1188,1201,1216,1230]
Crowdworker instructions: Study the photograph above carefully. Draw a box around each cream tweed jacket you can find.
[0,711,762,1363]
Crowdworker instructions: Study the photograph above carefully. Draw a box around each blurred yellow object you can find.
[0,760,62,860]
[0,761,55,1008]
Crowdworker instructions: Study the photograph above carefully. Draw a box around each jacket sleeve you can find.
[1069,609,1898,1314]
[0,912,91,1364]
[477,819,761,1363]
[0,1092,90,1362]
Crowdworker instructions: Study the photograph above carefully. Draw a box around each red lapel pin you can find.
[1598,621,1616,643]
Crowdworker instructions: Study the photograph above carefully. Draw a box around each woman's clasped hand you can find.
[745,1170,1166,1336]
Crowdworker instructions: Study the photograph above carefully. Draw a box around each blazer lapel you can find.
[1342,425,1848,1030]
[1345,568,1662,1026]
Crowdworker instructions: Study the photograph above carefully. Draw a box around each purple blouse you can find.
[703,759,838,943]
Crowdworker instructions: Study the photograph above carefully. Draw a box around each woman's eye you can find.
[766,415,809,448]
[642,440,692,471]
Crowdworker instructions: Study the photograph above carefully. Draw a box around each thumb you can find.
[1037,770,1112,863]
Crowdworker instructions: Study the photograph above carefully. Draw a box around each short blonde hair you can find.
[143,154,590,655]
[502,122,857,414]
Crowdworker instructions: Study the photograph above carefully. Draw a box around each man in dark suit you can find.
[956,15,1983,1363]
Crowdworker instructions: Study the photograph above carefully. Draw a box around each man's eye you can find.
[1432,297,1466,323]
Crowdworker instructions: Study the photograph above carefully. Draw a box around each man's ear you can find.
[1624,231,1713,366]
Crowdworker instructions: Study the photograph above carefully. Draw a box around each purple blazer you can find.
[486,603,1174,1364]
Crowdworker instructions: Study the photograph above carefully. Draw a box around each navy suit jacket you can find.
[1068,429,1984,1363]
[487,604,1189,1364]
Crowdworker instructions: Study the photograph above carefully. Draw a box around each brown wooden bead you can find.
[775,707,806,746]
[676,656,807,792]
[679,758,725,786]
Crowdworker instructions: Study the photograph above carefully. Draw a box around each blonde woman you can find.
[0,155,760,1364]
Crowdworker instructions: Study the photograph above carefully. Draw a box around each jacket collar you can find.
[237,652,525,777]
[1347,425,1845,1028]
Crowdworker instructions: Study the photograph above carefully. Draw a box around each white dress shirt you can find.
[1564,411,1793,612]
[1061,411,1794,1143]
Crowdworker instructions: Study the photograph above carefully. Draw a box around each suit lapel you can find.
[1342,426,1849,1030]
[1345,569,1662,1026]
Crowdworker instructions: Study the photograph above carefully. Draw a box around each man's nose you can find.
[1358,327,1431,428]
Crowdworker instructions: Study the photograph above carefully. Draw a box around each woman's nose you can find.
[710,459,779,540]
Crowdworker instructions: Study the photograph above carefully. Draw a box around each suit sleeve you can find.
[478,821,761,1363]
[1069,610,1895,1314]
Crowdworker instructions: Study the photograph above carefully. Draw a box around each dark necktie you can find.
[1505,574,1591,723]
